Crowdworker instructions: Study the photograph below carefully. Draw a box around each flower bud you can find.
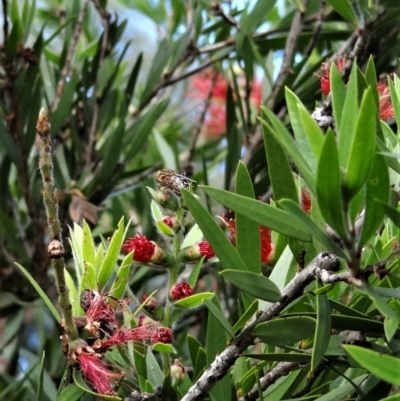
[169,282,194,301]
[121,234,175,266]
[178,240,215,263]
[161,216,181,232]
[154,189,180,211]
[151,327,173,344]
[171,359,186,387]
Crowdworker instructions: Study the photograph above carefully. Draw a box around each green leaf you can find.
[82,220,96,267]
[14,263,61,323]
[325,0,358,25]
[359,154,389,247]
[285,88,317,173]
[241,0,276,32]
[220,270,282,302]
[343,88,376,201]
[344,346,400,386]
[311,283,332,373]
[109,251,133,299]
[81,262,96,291]
[188,257,205,288]
[379,201,400,229]
[140,38,170,104]
[254,316,316,346]
[124,53,142,107]
[204,298,235,338]
[181,190,249,271]
[56,384,84,401]
[330,62,347,129]
[94,242,104,273]
[262,109,298,202]
[36,351,45,401]
[156,220,174,237]
[279,199,346,258]
[72,370,121,400]
[225,92,240,190]
[150,199,164,222]
[152,343,174,353]
[235,162,260,274]
[298,105,324,162]
[338,64,358,162]
[260,106,316,193]
[173,292,214,308]
[97,217,125,289]
[201,186,311,241]
[316,129,348,239]
[232,299,258,334]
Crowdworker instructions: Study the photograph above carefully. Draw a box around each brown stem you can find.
[36,109,79,341]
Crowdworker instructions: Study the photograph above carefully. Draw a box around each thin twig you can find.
[240,361,298,401]
[186,69,219,163]
[51,1,89,112]
[212,3,240,29]
[84,0,110,169]
[180,252,341,401]
[267,0,311,109]
[303,0,325,58]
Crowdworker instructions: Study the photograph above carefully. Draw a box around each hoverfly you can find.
[155,169,196,195]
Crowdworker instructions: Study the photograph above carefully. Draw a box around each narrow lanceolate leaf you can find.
[343,88,376,201]
[220,270,282,302]
[181,190,249,271]
[379,201,400,230]
[254,317,316,347]
[15,263,61,323]
[316,130,348,239]
[259,106,316,193]
[56,383,84,401]
[37,351,45,401]
[204,298,235,339]
[311,282,332,373]
[279,199,346,259]
[359,154,389,248]
[109,251,133,300]
[235,162,260,274]
[325,0,358,25]
[97,217,125,289]
[201,186,311,241]
[262,110,298,203]
[298,106,324,162]
[330,62,347,130]
[173,292,214,308]
[344,345,400,386]
[82,220,96,267]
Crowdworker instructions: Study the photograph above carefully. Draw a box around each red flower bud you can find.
[198,241,215,259]
[151,327,173,344]
[178,241,215,262]
[170,282,194,301]
[121,234,155,263]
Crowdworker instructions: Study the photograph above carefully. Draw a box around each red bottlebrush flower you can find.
[99,326,157,349]
[197,241,215,260]
[170,282,194,300]
[222,214,274,264]
[151,327,173,344]
[301,189,312,214]
[187,69,262,137]
[121,233,155,263]
[377,78,394,120]
[316,54,347,95]
[78,353,122,395]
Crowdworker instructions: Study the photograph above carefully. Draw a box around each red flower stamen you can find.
[170,283,195,300]
[121,233,155,263]
[377,78,394,120]
[78,353,122,395]
[316,54,347,95]
[301,189,312,214]
[151,327,173,344]
[100,326,157,349]
[197,241,215,260]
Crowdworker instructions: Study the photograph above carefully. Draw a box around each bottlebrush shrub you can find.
[17,58,400,400]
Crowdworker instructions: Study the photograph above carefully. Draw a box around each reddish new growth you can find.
[151,327,173,344]
[197,240,215,260]
[378,78,395,121]
[170,282,194,300]
[316,54,347,95]
[223,214,274,264]
[301,189,312,214]
[188,68,262,137]
[121,233,155,262]
[78,353,122,395]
